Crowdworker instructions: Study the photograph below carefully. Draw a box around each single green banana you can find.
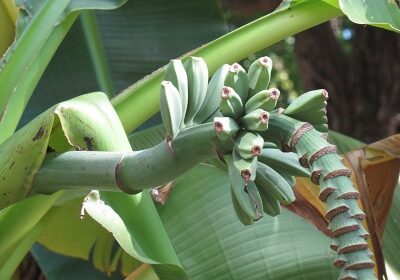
[245,88,280,113]
[194,64,230,124]
[234,131,264,159]
[227,155,263,223]
[263,141,279,149]
[283,89,328,116]
[184,56,209,125]
[258,148,310,177]
[160,81,183,139]
[256,184,281,217]
[241,109,269,131]
[231,188,254,225]
[255,162,295,205]
[232,150,257,181]
[247,56,273,97]
[224,63,249,102]
[219,86,244,119]
[277,170,296,188]
[164,59,188,126]
[213,117,239,141]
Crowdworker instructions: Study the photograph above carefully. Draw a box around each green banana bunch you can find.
[241,109,269,131]
[219,86,243,120]
[283,89,329,132]
[227,155,263,224]
[234,131,263,159]
[224,63,249,102]
[184,57,209,125]
[159,81,183,140]
[213,117,240,141]
[258,148,310,177]
[255,162,296,205]
[247,56,273,97]
[164,59,188,126]
[245,88,280,113]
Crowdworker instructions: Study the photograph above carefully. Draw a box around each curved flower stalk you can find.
[29,56,375,279]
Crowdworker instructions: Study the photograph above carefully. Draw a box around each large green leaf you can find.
[156,164,338,279]
[339,0,400,32]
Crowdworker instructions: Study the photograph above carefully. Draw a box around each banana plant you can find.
[0,0,399,280]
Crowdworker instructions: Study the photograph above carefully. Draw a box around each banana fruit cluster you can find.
[160,56,324,226]
[214,57,311,225]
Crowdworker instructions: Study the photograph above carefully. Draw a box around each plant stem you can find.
[112,1,343,133]
[32,123,224,194]
[265,113,377,280]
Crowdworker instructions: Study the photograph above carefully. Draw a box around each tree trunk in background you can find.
[295,23,400,142]
[15,253,45,280]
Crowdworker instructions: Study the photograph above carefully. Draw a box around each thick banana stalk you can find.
[160,81,183,139]
[241,109,269,131]
[224,63,249,102]
[164,59,188,126]
[194,64,230,124]
[247,56,273,97]
[219,86,243,119]
[213,117,240,141]
[184,57,209,125]
[265,113,376,280]
[245,88,280,113]
[234,131,263,159]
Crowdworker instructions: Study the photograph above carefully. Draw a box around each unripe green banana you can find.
[247,56,273,97]
[241,109,269,131]
[219,86,243,119]
[258,148,310,177]
[213,117,239,141]
[256,184,281,217]
[234,131,264,159]
[232,150,257,181]
[283,89,328,117]
[245,88,280,113]
[226,155,263,223]
[224,63,249,102]
[160,81,183,139]
[164,59,188,126]
[184,57,209,125]
[255,162,295,205]
[231,188,254,225]
[194,64,230,124]
[263,141,279,149]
